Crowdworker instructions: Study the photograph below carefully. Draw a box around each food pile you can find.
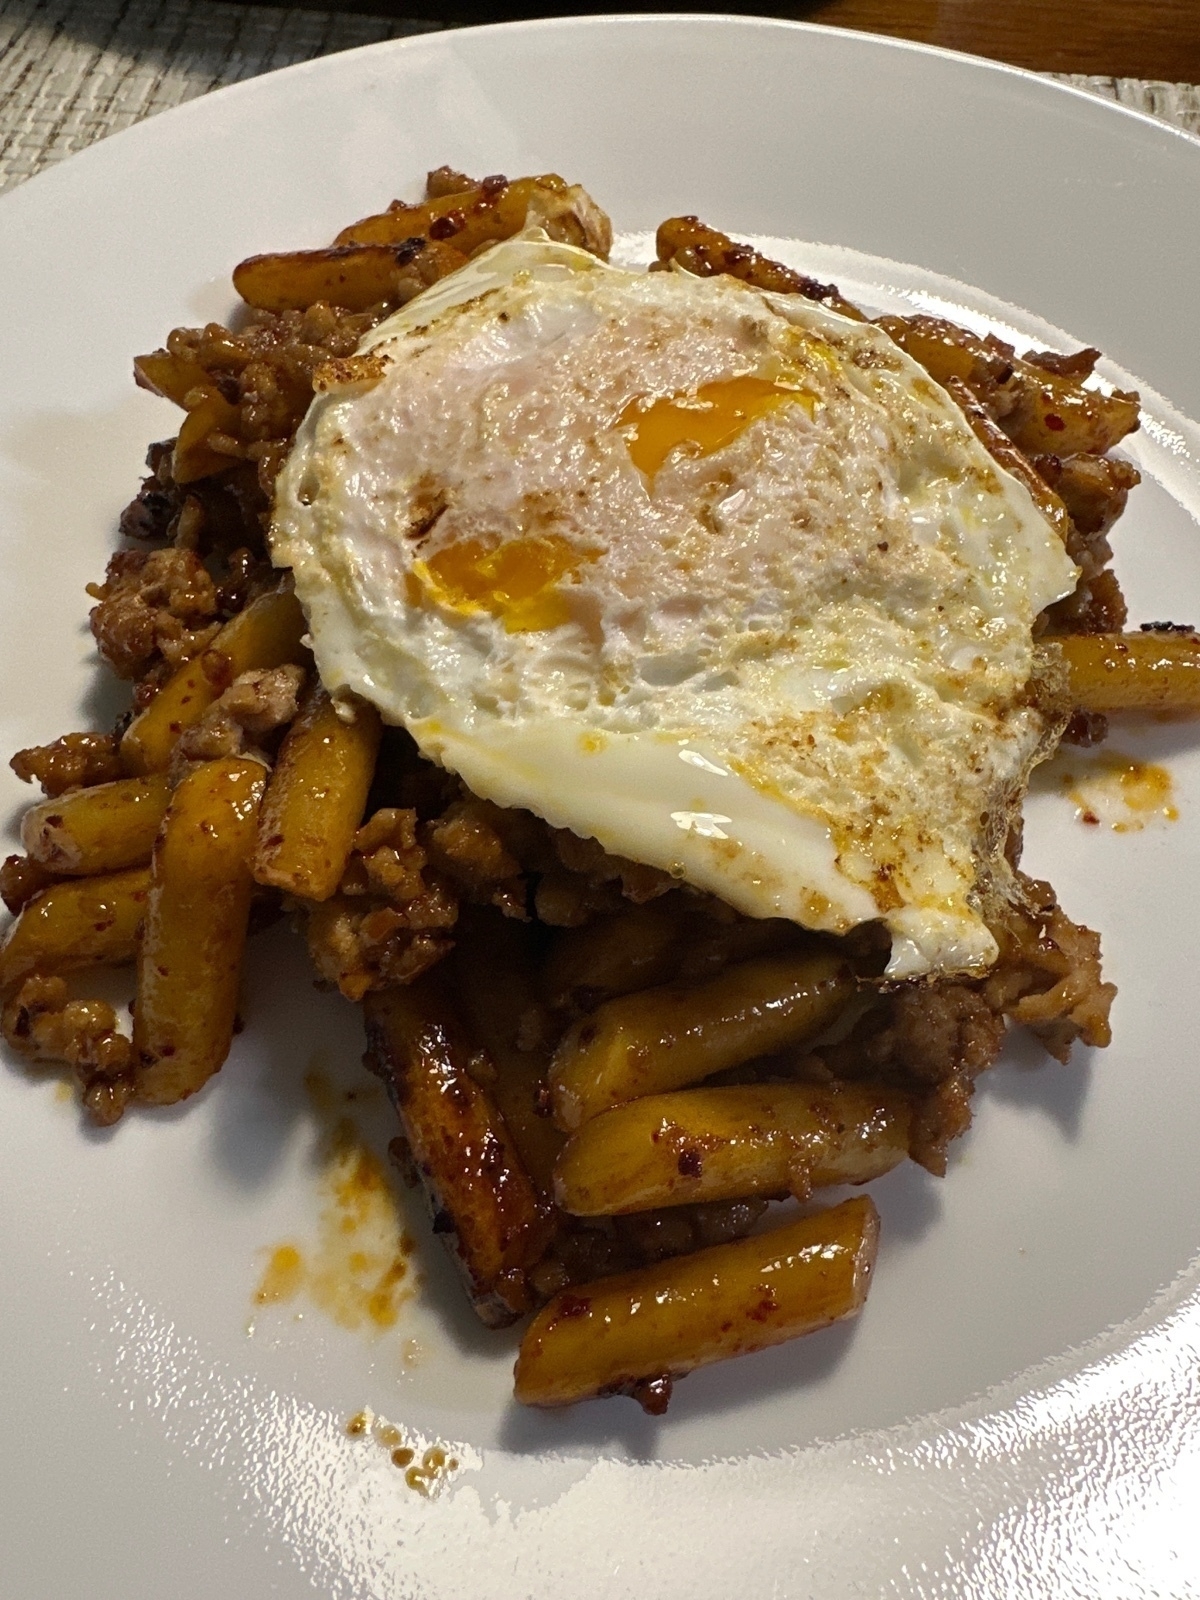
[4,167,1196,1411]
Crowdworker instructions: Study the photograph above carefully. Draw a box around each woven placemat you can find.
[0,0,437,193]
[1053,72,1200,136]
[2,0,1197,195]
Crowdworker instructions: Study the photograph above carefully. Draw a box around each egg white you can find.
[271,236,1078,978]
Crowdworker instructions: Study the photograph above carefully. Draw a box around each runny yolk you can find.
[408,377,813,630]
[621,375,817,478]
[412,534,595,633]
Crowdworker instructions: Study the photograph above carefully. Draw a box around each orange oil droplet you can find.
[352,1410,462,1490]
[621,375,816,478]
[254,1244,305,1306]
[253,1116,415,1334]
[1117,759,1176,816]
[1062,753,1178,830]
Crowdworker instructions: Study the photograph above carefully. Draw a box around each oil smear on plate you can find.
[249,1070,420,1337]
[1055,750,1178,832]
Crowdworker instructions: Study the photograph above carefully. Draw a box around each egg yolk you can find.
[621,375,817,478]
[409,378,817,632]
[412,534,595,632]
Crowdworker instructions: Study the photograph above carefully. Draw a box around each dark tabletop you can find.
[244,0,1200,82]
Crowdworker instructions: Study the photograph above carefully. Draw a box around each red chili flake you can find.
[1082,811,1100,827]
[631,1374,673,1416]
[1045,413,1066,432]
[391,237,425,265]
[746,1287,780,1323]
[677,1148,703,1178]
[555,1294,591,1320]
[429,210,465,241]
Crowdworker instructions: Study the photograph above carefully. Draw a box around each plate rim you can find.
[3,10,1199,227]
[3,14,1200,1596]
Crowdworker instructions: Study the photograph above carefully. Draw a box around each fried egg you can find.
[271,235,1078,979]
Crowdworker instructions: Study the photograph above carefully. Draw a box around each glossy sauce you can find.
[344,1408,461,1496]
[1058,751,1178,832]
[254,1244,304,1305]
[251,1075,417,1333]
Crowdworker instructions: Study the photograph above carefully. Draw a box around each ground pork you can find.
[550,829,675,907]
[167,664,306,781]
[424,798,529,919]
[88,546,220,679]
[1034,451,1140,540]
[303,807,459,1000]
[984,873,1116,1061]
[151,303,382,500]
[424,165,477,199]
[10,730,123,796]
[418,794,674,927]
[1024,346,1101,381]
[818,875,1114,1173]
[120,445,271,564]
[1,975,135,1125]
[1045,565,1129,636]
[820,983,1007,1176]
[0,854,57,914]
[306,902,456,1001]
[342,807,430,901]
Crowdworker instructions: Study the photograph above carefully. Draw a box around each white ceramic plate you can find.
[3,17,1200,1597]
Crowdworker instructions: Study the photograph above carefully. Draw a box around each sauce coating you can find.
[1058,751,1178,831]
[251,1075,417,1333]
